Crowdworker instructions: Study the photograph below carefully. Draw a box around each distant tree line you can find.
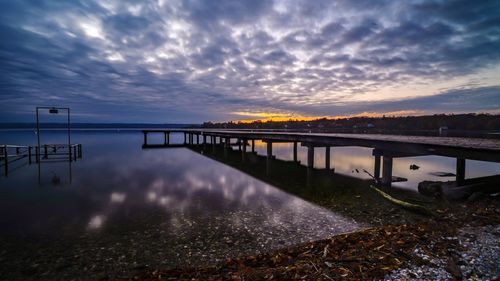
[202,114,500,134]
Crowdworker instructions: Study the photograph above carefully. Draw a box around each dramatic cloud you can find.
[0,0,499,123]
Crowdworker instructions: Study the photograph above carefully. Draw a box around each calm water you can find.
[0,130,498,280]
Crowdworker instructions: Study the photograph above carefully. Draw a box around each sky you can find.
[0,0,499,123]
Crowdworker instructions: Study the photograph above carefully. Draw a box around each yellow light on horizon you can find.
[229,110,424,123]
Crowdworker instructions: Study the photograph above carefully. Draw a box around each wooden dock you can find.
[142,129,500,187]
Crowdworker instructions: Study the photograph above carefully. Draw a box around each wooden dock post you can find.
[143,132,148,146]
[456,158,466,185]
[307,145,314,168]
[251,139,255,152]
[44,145,48,159]
[238,139,242,151]
[242,139,247,162]
[183,133,187,144]
[293,142,298,162]
[266,141,273,175]
[78,144,82,158]
[28,146,32,164]
[382,156,393,187]
[163,132,168,145]
[266,141,273,159]
[374,155,381,180]
[325,146,330,169]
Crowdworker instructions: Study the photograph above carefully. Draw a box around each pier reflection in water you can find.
[248,140,499,189]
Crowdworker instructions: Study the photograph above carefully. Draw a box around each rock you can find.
[418,181,443,197]
[429,172,456,177]
[466,192,484,202]
[410,164,420,170]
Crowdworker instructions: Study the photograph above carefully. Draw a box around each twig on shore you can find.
[369,185,437,217]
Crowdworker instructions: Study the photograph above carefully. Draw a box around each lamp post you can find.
[36,107,71,161]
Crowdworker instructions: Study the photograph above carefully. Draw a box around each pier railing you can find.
[0,144,82,176]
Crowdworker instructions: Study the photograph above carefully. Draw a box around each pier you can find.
[142,129,500,187]
[0,143,82,176]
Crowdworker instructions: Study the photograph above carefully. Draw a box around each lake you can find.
[0,130,498,280]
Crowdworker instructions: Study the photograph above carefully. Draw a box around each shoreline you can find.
[116,197,499,280]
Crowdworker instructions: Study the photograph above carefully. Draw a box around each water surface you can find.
[1,130,498,280]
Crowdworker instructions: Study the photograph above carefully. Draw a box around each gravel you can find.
[384,224,499,281]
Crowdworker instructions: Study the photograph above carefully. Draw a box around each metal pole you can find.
[3,145,7,176]
[36,108,40,164]
[68,108,71,161]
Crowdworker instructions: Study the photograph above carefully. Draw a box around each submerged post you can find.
[456,158,466,185]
